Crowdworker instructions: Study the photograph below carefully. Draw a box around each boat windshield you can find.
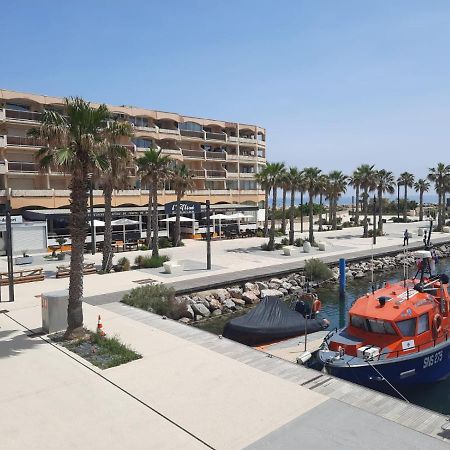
[350,315,397,335]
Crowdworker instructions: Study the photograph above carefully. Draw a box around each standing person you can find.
[423,230,428,246]
[403,229,409,246]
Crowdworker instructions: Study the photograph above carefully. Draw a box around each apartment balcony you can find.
[6,135,46,147]
[161,148,182,155]
[159,128,180,136]
[239,136,257,144]
[182,149,205,159]
[191,169,206,178]
[239,172,256,178]
[8,161,40,173]
[226,153,239,160]
[205,151,226,160]
[239,154,256,160]
[133,125,158,133]
[0,160,6,174]
[180,129,204,139]
[206,170,227,178]
[2,109,42,123]
[205,132,226,141]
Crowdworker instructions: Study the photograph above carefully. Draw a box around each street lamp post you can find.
[206,200,211,270]
[397,182,401,220]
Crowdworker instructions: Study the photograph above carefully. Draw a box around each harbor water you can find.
[195,258,450,415]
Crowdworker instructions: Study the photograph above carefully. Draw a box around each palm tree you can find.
[298,173,306,233]
[375,169,395,234]
[316,175,328,232]
[349,170,362,226]
[137,149,172,257]
[172,164,194,247]
[303,167,321,243]
[357,164,376,237]
[287,167,302,245]
[327,171,347,230]
[30,97,110,339]
[414,178,430,222]
[280,171,290,235]
[255,166,270,236]
[398,172,415,222]
[266,162,286,250]
[428,163,450,229]
[101,121,133,273]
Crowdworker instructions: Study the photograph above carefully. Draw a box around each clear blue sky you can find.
[2,1,450,177]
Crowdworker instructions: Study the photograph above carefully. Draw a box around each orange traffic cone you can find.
[96,315,106,337]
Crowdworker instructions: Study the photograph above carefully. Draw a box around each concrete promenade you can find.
[1,221,450,448]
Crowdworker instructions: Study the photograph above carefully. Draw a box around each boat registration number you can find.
[423,350,443,369]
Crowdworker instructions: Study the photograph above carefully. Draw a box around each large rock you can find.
[244,282,257,292]
[215,288,230,302]
[211,309,222,316]
[184,305,195,320]
[260,289,284,298]
[228,287,243,299]
[256,281,268,291]
[281,281,292,290]
[209,298,221,311]
[242,291,260,304]
[233,298,246,306]
[222,299,236,310]
[191,303,211,317]
[269,278,283,287]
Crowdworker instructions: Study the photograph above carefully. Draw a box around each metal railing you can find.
[206,170,226,178]
[5,109,42,122]
[191,169,206,178]
[206,132,226,141]
[7,135,46,147]
[205,151,226,160]
[8,161,39,172]
[182,149,205,158]
[180,129,204,138]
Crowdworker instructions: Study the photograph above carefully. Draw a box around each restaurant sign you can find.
[0,215,23,224]
[164,201,201,215]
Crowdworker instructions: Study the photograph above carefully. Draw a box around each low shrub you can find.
[304,258,333,282]
[122,284,187,319]
[261,242,283,251]
[142,255,170,268]
[367,229,384,237]
[280,237,289,246]
[342,221,353,228]
[134,255,145,268]
[255,230,265,237]
[294,238,304,247]
[139,244,149,251]
[158,237,173,248]
[115,257,130,271]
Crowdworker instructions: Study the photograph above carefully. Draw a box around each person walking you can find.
[403,229,409,246]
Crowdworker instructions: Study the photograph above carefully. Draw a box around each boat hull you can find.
[319,340,450,393]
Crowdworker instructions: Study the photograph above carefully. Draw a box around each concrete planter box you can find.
[15,255,33,265]
[303,242,311,253]
[282,246,295,256]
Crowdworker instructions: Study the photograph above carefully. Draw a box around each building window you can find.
[6,103,29,111]
[417,313,430,334]
[240,181,256,190]
[133,138,153,148]
[179,122,203,132]
[257,148,264,157]
[130,117,149,127]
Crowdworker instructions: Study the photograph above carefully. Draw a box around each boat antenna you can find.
[427,219,433,248]
[371,241,375,294]
[403,248,407,288]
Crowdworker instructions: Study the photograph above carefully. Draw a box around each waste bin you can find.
[42,289,69,333]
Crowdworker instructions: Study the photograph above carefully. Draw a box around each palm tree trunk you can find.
[355,185,360,225]
[332,197,338,230]
[442,191,447,227]
[308,190,314,243]
[264,187,269,237]
[438,191,442,229]
[65,174,88,339]
[363,189,369,237]
[151,179,159,257]
[403,184,408,222]
[268,187,277,250]
[146,180,153,247]
[328,197,333,230]
[378,187,383,234]
[281,187,287,234]
[102,183,113,272]
[174,191,181,247]
[300,192,304,233]
[419,191,424,221]
[318,193,323,232]
[289,187,295,244]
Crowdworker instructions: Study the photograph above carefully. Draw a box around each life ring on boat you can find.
[432,314,442,338]
[312,299,322,313]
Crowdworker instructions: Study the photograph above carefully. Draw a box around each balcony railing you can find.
[239,172,256,178]
[161,148,182,155]
[191,169,206,178]
[159,128,180,135]
[182,149,205,158]
[180,129,204,139]
[7,135,46,147]
[5,109,42,122]
[133,125,158,133]
[206,132,226,141]
[206,170,227,178]
[8,161,39,172]
[205,151,226,160]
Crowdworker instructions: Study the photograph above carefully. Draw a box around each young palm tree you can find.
[398,172,415,222]
[280,171,290,235]
[266,162,286,250]
[327,171,347,230]
[375,169,395,234]
[172,164,194,247]
[287,167,302,245]
[30,97,110,339]
[255,166,270,236]
[101,121,133,273]
[297,173,306,233]
[357,164,376,237]
[303,167,321,243]
[414,178,430,221]
[316,175,328,232]
[349,170,362,226]
[428,163,450,229]
[137,149,172,257]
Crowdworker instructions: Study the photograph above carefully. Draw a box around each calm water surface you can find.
[195,259,450,414]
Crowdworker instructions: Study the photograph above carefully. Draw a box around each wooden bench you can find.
[56,263,97,278]
[0,267,44,286]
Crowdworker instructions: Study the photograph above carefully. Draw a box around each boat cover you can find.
[222,296,326,346]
